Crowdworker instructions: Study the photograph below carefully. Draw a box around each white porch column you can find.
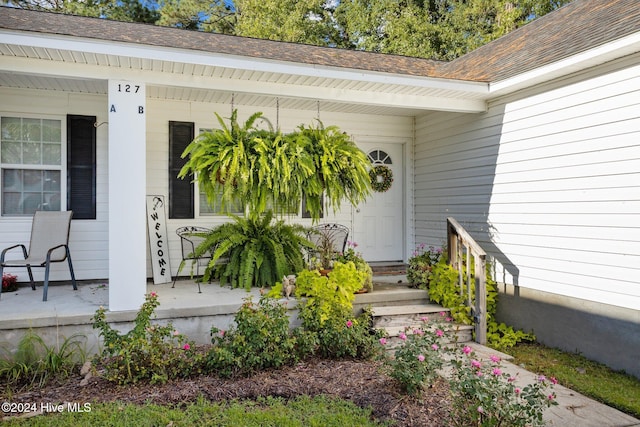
[108,80,147,311]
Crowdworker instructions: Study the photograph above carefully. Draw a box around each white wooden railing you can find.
[446,217,487,344]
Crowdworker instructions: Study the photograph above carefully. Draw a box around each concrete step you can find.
[382,324,474,345]
[353,283,429,314]
[371,304,449,327]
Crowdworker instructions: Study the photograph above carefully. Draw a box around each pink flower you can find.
[515,387,521,395]
[463,346,472,355]
[379,338,387,345]
[431,344,439,351]
[476,371,484,377]
[446,317,453,322]
[550,377,558,385]
[538,375,547,382]
[220,330,225,337]
[399,332,407,341]
[183,343,191,350]
[420,316,429,322]
[436,329,444,337]
[548,394,555,401]
[477,406,484,414]
[439,311,446,317]
[471,359,482,369]
[346,320,353,328]
[507,376,516,383]
[173,330,180,336]
[150,291,157,298]
[492,368,502,376]
[490,355,501,363]
[417,354,425,362]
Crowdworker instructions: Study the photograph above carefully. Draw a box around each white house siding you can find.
[415,56,640,311]
[0,88,109,282]
[145,98,414,278]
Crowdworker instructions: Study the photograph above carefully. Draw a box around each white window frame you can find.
[0,113,67,217]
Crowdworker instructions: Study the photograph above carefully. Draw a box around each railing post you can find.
[475,253,487,344]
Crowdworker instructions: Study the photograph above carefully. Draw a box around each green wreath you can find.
[369,165,393,192]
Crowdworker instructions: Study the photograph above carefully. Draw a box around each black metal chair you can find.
[0,210,77,301]
[308,223,349,267]
[173,226,212,293]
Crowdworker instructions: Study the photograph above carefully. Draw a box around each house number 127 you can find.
[117,84,140,93]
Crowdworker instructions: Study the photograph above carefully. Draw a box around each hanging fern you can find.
[179,110,371,222]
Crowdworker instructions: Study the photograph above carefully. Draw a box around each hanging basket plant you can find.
[369,165,393,192]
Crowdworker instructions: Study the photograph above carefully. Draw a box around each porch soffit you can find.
[0,34,489,115]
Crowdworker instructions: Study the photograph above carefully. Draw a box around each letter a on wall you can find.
[146,195,172,284]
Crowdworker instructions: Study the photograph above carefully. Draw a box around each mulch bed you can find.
[2,358,451,426]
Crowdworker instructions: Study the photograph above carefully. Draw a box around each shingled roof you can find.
[441,0,640,82]
[0,0,639,84]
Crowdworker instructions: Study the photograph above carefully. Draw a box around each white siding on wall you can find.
[0,88,109,281]
[415,60,640,310]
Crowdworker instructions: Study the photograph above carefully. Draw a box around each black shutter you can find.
[67,115,96,219]
[169,121,194,219]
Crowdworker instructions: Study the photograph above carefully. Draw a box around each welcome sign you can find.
[146,195,172,284]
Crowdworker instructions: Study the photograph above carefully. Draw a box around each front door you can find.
[353,143,404,262]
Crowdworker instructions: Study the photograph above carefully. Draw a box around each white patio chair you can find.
[0,211,77,301]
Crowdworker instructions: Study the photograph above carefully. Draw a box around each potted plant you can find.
[407,243,443,289]
[336,241,373,293]
[2,272,18,292]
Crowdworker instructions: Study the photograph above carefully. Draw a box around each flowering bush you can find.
[208,296,301,378]
[336,241,373,292]
[448,346,557,426]
[382,318,447,395]
[2,273,18,292]
[407,243,442,289]
[92,292,201,384]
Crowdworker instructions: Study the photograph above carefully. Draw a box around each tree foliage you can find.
[5,0,573,60]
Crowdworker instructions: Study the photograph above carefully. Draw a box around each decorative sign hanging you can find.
[146,195,172,284]
[369,165,394,192]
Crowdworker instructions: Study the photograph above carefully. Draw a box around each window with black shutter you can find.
[67,115,96,219]
[169,121,194,219]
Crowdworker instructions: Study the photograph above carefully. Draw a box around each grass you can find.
[2,395,387,427]
[507,342,640,418]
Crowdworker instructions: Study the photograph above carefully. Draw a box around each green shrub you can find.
[207,296,302,377]
[92,292,202,384]
[381,319,447,395]
[295,261,365,326]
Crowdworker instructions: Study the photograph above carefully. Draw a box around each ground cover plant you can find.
[508,342,640,418]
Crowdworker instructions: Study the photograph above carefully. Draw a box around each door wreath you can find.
[369,165,393,192]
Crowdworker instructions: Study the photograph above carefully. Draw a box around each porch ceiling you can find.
[0,35,489,116]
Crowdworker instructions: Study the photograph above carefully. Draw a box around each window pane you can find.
[43,143,61,164]
[23,142,41,165]
[22,118,41,142]
[1,141,21,164]
[42,119,61,142]
[1,117,21,141]
[1,169,61,216]
[200,191,244,216]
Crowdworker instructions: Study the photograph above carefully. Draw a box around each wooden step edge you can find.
[380,323,474,337]
[371,304,450,317]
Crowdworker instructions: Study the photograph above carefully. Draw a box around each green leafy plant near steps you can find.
[428,256,534,350]
[192,211,313,290]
